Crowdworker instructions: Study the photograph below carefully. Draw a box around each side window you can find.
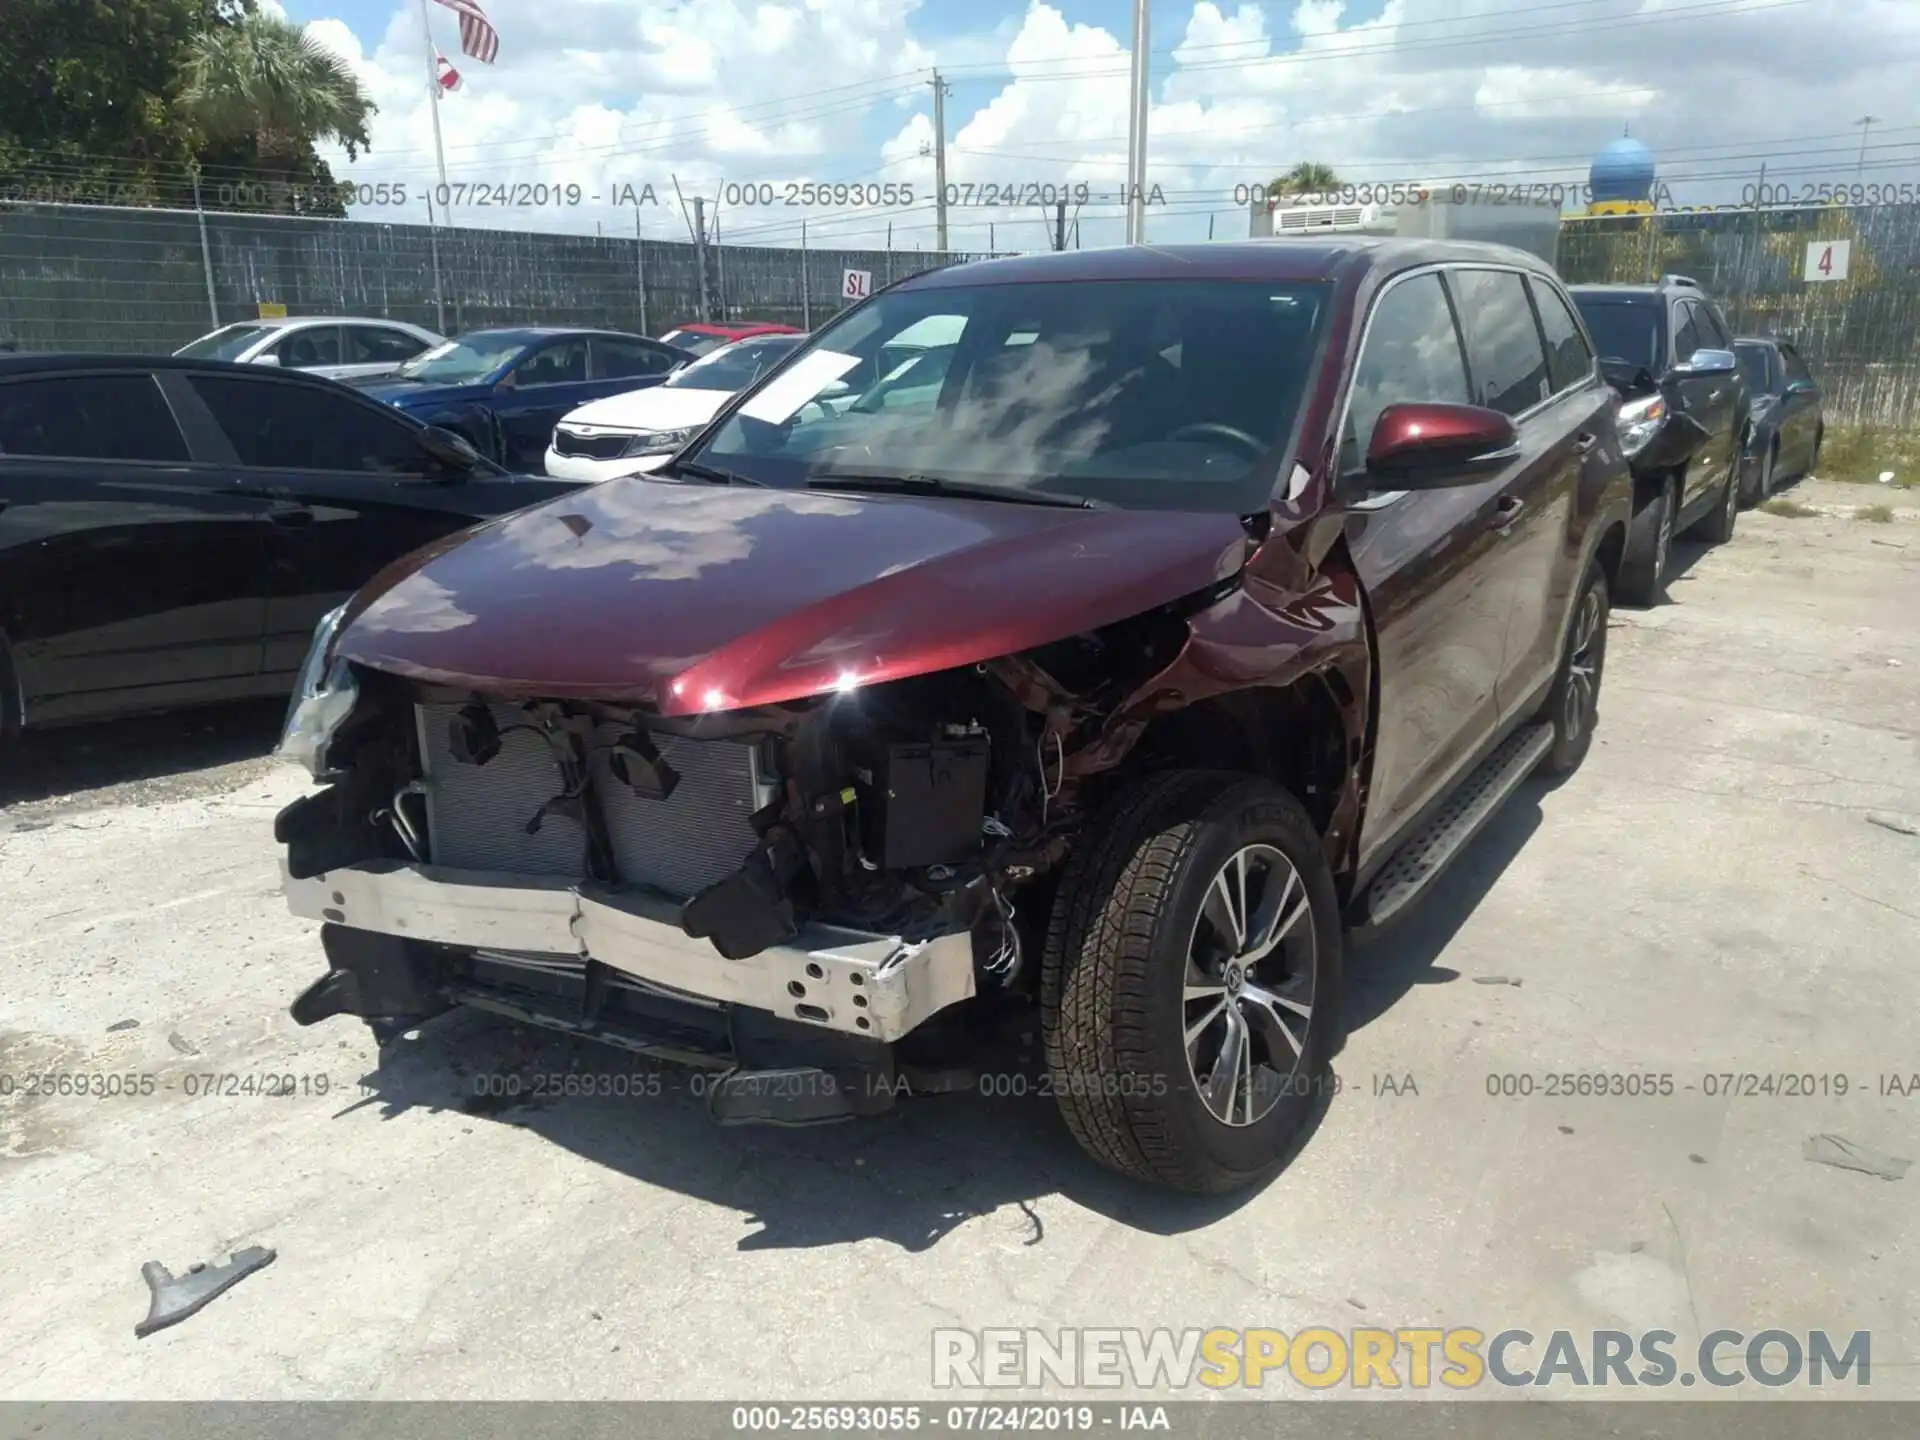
[1448,268,1551,418]
[346,327,428,364]
[512,339,588,387]
[1341,272,1471,469]
[1782,346,1813,385]
[1693,303,1731,350]
[594,338,677,380]
[187,374,426,474]
[0,374,190,462]
[1672,303,1705,363]
[1529,278,1594,395]
[270,327,343,369]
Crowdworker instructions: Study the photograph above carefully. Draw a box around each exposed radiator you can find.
[415,701,764,902]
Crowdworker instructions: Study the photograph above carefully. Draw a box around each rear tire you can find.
[1041,771,1344,1194]
[1540,560,1610,776]
[1615,474,1675,608]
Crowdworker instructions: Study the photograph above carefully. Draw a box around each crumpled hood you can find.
[351,377,494,408]
[336,476,1252,716]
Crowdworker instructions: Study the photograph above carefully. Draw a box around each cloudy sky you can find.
[277,0,1920,253]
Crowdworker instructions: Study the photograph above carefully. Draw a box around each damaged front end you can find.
[272,600,1198,1122]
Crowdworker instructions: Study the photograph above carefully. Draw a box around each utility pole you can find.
[1854,115,1880,176]
[692,196,710,321]
[800,219,810,330]
[932,70,951,252]
[1054,199,1066,251]
[1124,0,1150,244]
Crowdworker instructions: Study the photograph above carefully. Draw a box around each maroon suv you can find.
[275,239,1632,1193]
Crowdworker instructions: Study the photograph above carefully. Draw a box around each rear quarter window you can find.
[0,374,191,462]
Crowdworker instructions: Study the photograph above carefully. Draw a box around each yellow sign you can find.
[1587,200,1655,216]
[257,302,288,319]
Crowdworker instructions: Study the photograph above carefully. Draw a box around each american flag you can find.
[435,51,462,91]
[430,0,499,64]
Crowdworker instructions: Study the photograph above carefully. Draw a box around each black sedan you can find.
[1736,336,1826,503]
[0,355,582,736]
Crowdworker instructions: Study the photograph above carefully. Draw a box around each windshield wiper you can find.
[663,458,765,487]
[805,470,1098,509]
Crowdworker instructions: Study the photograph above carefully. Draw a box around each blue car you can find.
[352,327,694,472]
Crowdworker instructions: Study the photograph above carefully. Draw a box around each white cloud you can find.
[284,0,1920,253]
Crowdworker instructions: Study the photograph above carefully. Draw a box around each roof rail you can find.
[1660,273,1701,289]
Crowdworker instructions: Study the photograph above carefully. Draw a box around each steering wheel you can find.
[1165,422,1265,457]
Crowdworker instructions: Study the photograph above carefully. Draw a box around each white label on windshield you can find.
[738,349,864,424]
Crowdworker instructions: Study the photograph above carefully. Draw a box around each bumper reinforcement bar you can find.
[283,859,976,1043]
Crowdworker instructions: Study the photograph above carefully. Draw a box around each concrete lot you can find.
[1,480,1916,1402]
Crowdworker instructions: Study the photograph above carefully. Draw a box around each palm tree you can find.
[180,11,374,210]
[1267,162,1342,200]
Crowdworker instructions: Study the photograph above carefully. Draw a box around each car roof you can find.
[899,238,1561,290]
[231,315,434,329]
[0,353,391,382]
[671,321,800,336]
[450,326,650,343]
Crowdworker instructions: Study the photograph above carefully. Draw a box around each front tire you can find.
[1041,771,1344,1194]
[1616,474,1675,607]
[1693,462,1738,544]
[1541,560,1610,775]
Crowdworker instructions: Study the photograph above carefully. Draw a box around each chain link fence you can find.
[1559,201,1920,429]
[0,200,999,353]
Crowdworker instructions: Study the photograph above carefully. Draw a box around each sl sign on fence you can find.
[842,268,873,300]
[1804,240,1850,282]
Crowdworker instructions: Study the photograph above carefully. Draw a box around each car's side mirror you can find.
[416,425,481,475]
[253,353,282,367]
[1675,348,1738,376]
[1364,402,1519,489]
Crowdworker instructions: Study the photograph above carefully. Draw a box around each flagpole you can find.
[418,0,452,199]
[417,0,450,333]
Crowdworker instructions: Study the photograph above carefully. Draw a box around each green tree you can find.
[0,0,244,206]
[179,9,374,213]
[1267,162,1343,200]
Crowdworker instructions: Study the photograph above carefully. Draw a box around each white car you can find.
[174,316,445,382]
[545,333,805,482]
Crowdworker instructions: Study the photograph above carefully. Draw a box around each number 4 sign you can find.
[842,268,873,300]
[1805,239,1850,282]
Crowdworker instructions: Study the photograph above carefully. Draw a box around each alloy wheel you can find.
[1562,586,1605,747]
[1183,845,1317,1127]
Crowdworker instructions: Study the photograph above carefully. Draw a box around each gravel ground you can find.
[0,492,1916,1404]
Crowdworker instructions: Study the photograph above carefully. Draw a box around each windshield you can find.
[689,279,1331,512]
[660,329,727,357]
[1570,297,1664,375]
[1736,343,1774,391]
[665,336,803,392]
[396,334,529,383]
[176,324,273,361]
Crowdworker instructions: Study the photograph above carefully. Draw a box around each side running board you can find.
[1358,723,1555,930]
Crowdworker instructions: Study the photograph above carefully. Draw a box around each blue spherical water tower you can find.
[1588,135,1656,215]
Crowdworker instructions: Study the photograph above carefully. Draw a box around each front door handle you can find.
[1490,495,1525,534]
[269,507,315,528]
[1572,432,1598,455]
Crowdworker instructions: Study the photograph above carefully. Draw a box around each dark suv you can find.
[1567,276,1750,605]
[273,240,1631,1194]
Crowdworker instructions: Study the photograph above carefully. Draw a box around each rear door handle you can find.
[1490,495,1525,533]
